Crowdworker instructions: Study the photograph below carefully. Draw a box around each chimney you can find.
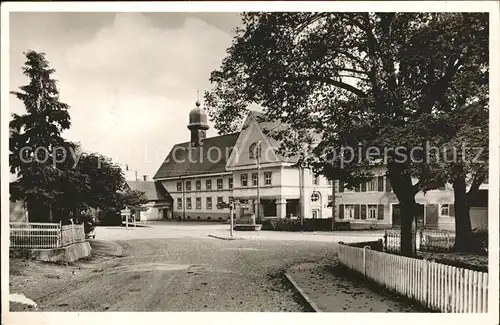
[143,175,148,181]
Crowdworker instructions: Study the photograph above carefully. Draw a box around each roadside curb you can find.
[207,234,244,240]
[89,239,123,256]
[284,272,322,312]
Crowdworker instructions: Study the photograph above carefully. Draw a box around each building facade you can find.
[152,101,488,230]
[126,179,173,222]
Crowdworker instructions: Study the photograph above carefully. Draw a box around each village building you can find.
[150,100,488,230]
[124,176,173,222]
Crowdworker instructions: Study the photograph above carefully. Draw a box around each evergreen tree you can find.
[10,50,72,222]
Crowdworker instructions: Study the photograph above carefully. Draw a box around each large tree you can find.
[10,50,129,224]
[430,100,488,252]
[51,146,127,222]
[205,13,488,256]
[10,50,72,222]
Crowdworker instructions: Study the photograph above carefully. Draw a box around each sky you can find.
[9,12,242,180]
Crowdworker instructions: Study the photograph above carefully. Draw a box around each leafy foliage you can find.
[10,50,128,223]
[206,13,488,256]
[120,189,149,210]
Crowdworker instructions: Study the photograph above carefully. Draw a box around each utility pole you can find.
[255,141,262,224]
[181,178,186,221]
[331,179,336,231]
[229,202,234,237]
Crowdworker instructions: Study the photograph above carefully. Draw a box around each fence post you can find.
[383,231,387,252]
[419,229,423,251]
[58,221,62,248]
[71,219,75,245]
[423,258,429,309]
[363,245,371,277]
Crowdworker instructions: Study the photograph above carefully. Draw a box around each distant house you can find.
[125,179,173,221]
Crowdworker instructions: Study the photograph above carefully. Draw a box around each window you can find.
[228,177,233,189]
[186,198,192,210]
[328,195,333,202]
[367,179,378,192]
[196,180,201,191]
[217,197,224,209]
[313,175,319,185]
[186,181,191,191]
[249,142,261,159]
[177,198,182,210]
[217,178,223,190]
[368,205,378,219]
[311,192,320,202]
[344,205,355,219]
[264,172,272,185]
[241,174,248,187]
[206,197,212,210]
[328,180,333,186]
[196,197,202,210]
[206,180,212,190]
[441,204,450,216]
[252,173,259,186]
[176,182,182,191]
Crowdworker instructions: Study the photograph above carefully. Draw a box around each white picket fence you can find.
[338,244,488,313]
[10,222,86,249]
[60,224,86,247]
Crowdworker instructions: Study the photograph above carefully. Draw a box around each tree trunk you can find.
[26,199,50,223]
[399,199,417,256]
[387,164,417,257]
[453,176,474,252]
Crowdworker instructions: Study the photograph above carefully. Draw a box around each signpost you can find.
[229,203,234,237]
[121,208,131,229]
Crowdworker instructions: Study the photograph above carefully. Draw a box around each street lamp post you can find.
[255,141,262,224]
[331,179,336,231]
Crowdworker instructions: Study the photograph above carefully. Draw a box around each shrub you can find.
[472,229,488,254]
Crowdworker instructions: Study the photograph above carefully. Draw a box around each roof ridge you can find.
[171,132,240,147]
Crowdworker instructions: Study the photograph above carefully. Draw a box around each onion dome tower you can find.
[188,95,209,147]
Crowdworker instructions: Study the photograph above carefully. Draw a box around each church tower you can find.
[188,98,209,147]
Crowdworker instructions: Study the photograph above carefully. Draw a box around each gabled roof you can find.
[126,180,172,202]
[153,133,239,179]
[249,111,301,164]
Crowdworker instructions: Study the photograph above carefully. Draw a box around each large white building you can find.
[151,101,488,230]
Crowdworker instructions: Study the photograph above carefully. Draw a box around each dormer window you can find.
[249,142,261,160]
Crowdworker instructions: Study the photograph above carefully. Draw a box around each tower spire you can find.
[188,90,209,147]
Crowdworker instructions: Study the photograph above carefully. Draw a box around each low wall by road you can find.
[10,241,92,263]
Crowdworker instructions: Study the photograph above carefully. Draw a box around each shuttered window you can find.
[361,205,367,219]
[377,204,384,220]
[378,176,384,192]
[386,178,392,192]
[367,205,377,219]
